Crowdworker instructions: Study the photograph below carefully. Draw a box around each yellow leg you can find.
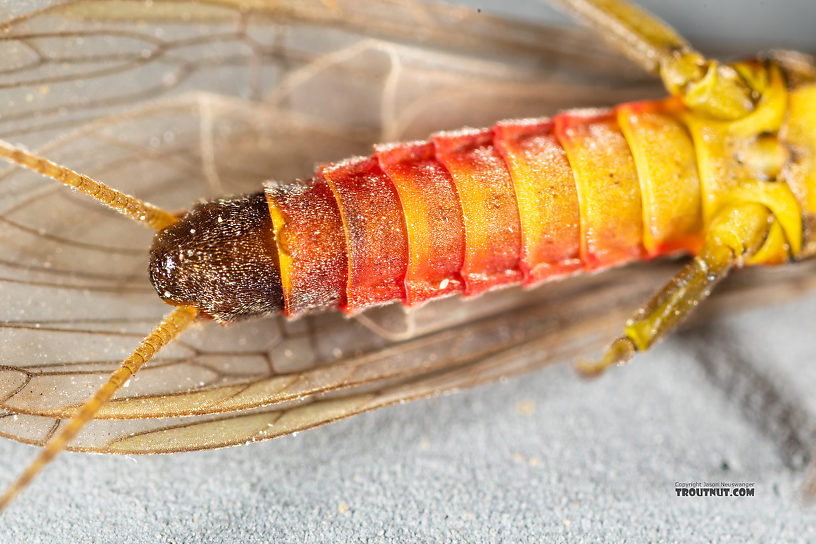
[577,202,775,377]
[547,0,756,119]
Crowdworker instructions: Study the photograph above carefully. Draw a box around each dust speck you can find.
[516,398,535,416]
[529,457,539,467]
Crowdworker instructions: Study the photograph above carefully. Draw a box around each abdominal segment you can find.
[375,141,465,305]
[265,99,704,316]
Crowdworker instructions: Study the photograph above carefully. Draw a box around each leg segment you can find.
[546,0,690,74]
[577,202,774,376]
[547,0,756,119]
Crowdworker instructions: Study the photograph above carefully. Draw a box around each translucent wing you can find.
[0,0,812,454]
[1,261,813,453]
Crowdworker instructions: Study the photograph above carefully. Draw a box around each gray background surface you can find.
[1,0,816,542]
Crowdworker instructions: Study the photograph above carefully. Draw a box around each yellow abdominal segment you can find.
[616,97,702,257]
